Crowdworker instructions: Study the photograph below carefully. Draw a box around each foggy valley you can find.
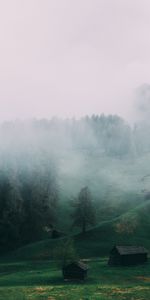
[1,1,150,299]
[1,108,150,253]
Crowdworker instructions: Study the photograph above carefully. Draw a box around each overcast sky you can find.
[0,0,150,122]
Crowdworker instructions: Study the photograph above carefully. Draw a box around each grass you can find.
[0,258,150,299]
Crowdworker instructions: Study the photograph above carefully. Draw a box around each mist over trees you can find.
[71,186,96,234]
[0,114,150,252]
[0,153,58,253]
[0,114,147,158]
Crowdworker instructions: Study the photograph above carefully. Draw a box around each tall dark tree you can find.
[0,171,23,252]
[21,157,59,243]
[72,186,96,234]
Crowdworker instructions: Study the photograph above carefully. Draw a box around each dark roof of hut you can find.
[77,261,89,270]
[64,261,89,270]
[115,246,148,255]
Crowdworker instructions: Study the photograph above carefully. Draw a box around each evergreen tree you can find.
[0,171,23,252]
[72,186,96,234]
[21,157,59,243]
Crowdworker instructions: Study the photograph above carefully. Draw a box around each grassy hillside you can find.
[75,199,150,257]
[1,198,150,300]
[4,199,150,262]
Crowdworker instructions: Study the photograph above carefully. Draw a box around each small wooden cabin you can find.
[108,246,148,266]
[62,261,89,280]
[51,229,63,239]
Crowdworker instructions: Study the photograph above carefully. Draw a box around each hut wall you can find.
[63,266,86,280]
[108,254,121,266]
[121,253,147,266]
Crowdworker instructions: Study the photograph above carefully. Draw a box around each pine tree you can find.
[72,186,96,234]
[0,171,23,251]
[21,156,59,243]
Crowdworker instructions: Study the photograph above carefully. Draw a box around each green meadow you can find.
[0,258,150,300]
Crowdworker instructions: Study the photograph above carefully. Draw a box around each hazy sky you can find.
[0,0,150,121]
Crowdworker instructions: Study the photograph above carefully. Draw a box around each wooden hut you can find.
[108,245,148,266]
[51,229,64,239]
[62,261,89,280]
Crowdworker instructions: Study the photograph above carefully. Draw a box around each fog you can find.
[135,84,150,121]
[0,0,150,208]
[0,115,148,198]
[0,1,150,121]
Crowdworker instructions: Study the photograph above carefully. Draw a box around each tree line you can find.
[0,156,59,253]
[1,114,150,158]
[0,159,95,253]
